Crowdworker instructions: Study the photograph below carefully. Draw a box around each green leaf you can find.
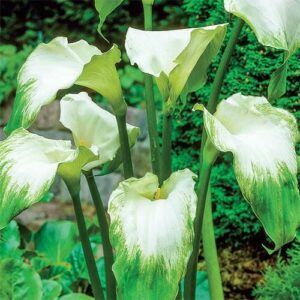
[0,221,22,259]
[0,220,20,250]
[96,257,107,294]
[94,0,124,37]
[0,258,42,300]
[179,271,210,300]
[31,256,51,273]
[59,293,93,300]
[42,280,62,300]
[40,192,55,203]
[268,58,288,101]
[34,221,78,264]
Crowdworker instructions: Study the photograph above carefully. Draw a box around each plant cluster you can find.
[0,0,299,300]
[0,220,105,299]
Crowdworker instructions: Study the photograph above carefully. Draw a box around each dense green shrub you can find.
[253,240,300,299]
[0,45,33,105]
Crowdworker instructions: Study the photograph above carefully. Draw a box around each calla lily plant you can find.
[0,0,299,300]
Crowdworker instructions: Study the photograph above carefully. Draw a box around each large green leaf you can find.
[179,271,210,300]
[42,280,62,300]
[34,221,78,264]
[0,221,22,259]
[59,293,93,300]
[0,220,20,250]
[0,258,42,300]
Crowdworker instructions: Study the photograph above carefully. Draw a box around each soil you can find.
[203,247,275,299]
[16,200,277,300]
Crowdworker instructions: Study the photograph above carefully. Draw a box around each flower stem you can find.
[202,185,224,300]
[116,113,134,179]
[161,112,172,182]
[184,18,244,300]
[207,18,244,114]
[66,183,105,300]
[143,3,152,30]
[84,171,116,300]
[143,3,161,180]
[184,158,213,299]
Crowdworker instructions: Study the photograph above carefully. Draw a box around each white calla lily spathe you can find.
[108,169,197,300]
[0,128,78,229]
[197,93,300,252]
[224,0,300,100]
[0,92,139,229]
[4,37,125,135]
[60,92,139,170]
[125,24,227,111]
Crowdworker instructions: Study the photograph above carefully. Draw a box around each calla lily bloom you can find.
[125,25,227,111]
[224,0,300,100]
[196,93,300,252]
[4,37,125,135]
[0,92,139,229]
[108,169,197,299]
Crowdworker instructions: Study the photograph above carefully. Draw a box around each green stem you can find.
[184,159,213,299]
[184,18,244,300]
[116,114,134,179]
[161,112,172,182]
[84,171,116,300]
[207,18,244,114]
[203,185,224,300]
[143,3,152,30]
[66,183,105,300]
[143,3,161,180]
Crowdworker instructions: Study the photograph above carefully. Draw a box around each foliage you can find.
[0,220,106,299]
[253,240,300,299]
[0,45,33,105]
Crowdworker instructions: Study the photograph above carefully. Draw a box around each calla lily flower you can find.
[224,0,300,100]
[108,169,197,299]
[0,92,139,229]
[125,25,227,111]
[4,37,126,135]
[196,93,300,252]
